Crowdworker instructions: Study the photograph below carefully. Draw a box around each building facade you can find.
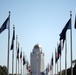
[30,44,44,75]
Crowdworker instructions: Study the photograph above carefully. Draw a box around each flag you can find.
[23,55,26,65]
[26,61,29,70]
[46,64,49,73]
[58,43,61,59]
[47,63,50,72]
[51,54,53,66]
[60,18,71,41]
[61,40,64,50]
[46,67,48,74]
[20,51,22,60]
[10,26,15,50]
[55,50,58,63]
[50,64,52,71]
[17,43,19,60]
[0,16,9,33]
[74,15,76,29]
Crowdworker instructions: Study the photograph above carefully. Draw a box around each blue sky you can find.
[0,0,76,74]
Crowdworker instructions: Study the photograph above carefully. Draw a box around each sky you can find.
[0,0,76,74]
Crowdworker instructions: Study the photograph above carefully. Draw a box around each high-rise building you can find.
[30,44,44,75]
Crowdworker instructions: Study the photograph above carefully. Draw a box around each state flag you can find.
[23,56,26,65]
[60,18,71,41]
[51,54,53,66]
[0,16,9,33]
[55,50,58,63]
[10,26,15,50]
[17,43,19,60]
[20,51,22,59]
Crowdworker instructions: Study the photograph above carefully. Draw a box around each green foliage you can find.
[0,65,8,75]
[58,64,76,75]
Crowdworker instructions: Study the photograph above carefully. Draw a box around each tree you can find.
[0,65,8,75]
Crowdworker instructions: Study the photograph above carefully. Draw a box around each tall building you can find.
[30,44,44,75]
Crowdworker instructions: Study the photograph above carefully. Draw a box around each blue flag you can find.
[60,18,71,41]
[0,16,9,33]
[74,15,76,29]
[17,43,19,60]
[10,27,15,50]
[23,56,26,65]
[55,50,58,63]
[51,54,53,66]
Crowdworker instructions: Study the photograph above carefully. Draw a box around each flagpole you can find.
[57,43,58,75]
[70,11,73,75]
[55,60,56,75]
[75,14,76,29]
[23,66,24,75]
[60,41,62,75]
[52,53,53,75]
[22,53,24,75]
[57,61,58,75]
[16,35,18,75]
[65,38,67,75]
[60,56,61,75]
[21,47,22,75]
[23,65,24,75]
[55,48,56,75]
[12,25,15,75]
[52,66,53,75]
[18,43,19,75]
[18,55,19,75]
[7,11,10,75]
[50,65,51,75]
[21,56,22,75]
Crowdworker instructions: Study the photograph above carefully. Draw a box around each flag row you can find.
[0,12,29,75]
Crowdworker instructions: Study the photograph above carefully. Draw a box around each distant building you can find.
[30,44,44,75]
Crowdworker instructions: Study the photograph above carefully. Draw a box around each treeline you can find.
[58,64,76,75]
[0,65,22,75]
[0,65,8,75]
